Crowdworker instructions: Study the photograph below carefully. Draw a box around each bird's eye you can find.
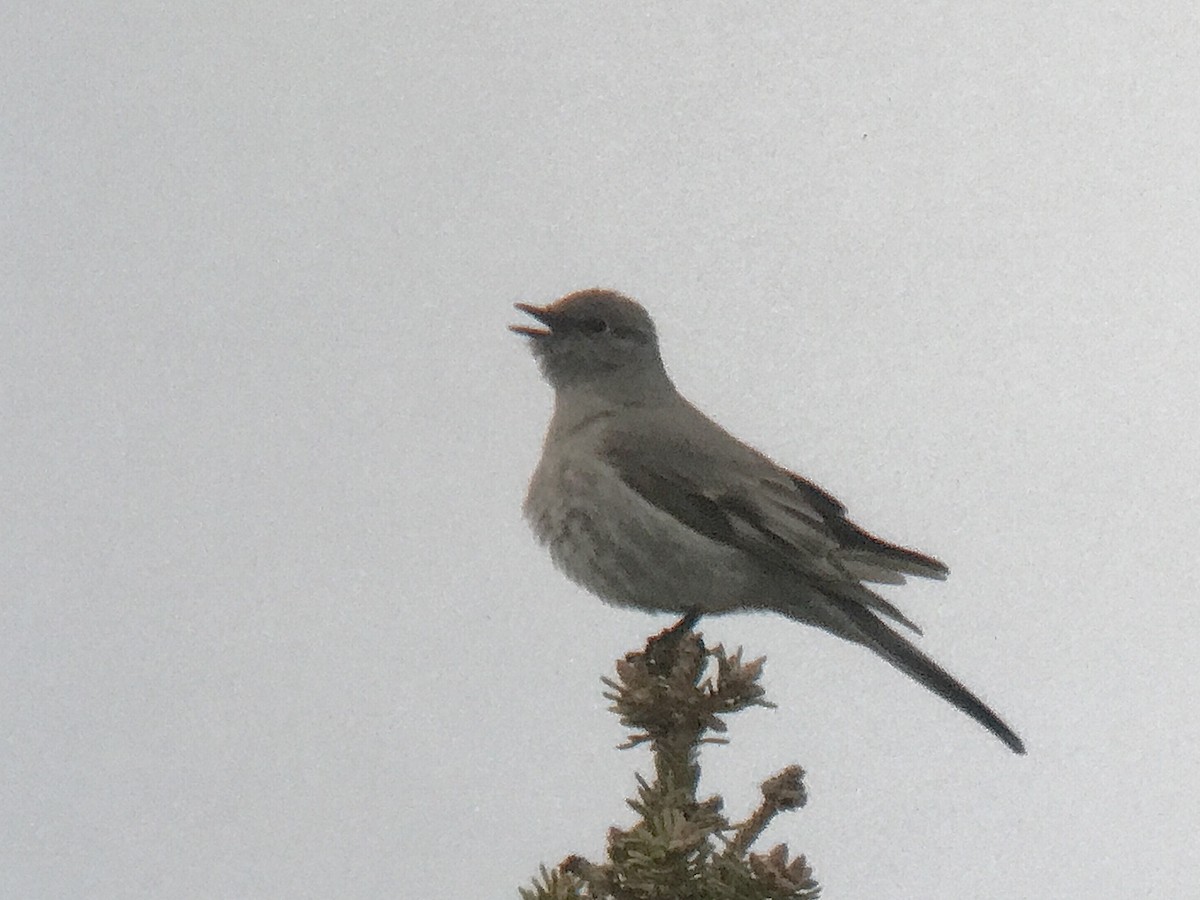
[579,317,608,334]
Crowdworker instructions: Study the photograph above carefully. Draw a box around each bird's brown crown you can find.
[543,288,657,338]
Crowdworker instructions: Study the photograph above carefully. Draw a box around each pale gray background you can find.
[4,3,1198,898]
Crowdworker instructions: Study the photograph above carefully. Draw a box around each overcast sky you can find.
[4,3,1198,898]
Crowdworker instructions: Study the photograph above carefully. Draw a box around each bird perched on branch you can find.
[512,288,1024,754]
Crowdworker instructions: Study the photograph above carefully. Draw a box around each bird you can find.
[511,287,1025,754]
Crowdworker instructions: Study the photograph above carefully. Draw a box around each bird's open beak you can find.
[509,303,558,338]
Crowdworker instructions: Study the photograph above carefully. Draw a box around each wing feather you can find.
[601,430,933,633]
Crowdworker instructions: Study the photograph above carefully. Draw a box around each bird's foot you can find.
[644,609,702,674]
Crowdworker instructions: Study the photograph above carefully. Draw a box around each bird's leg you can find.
[665,608,701,637]
[644,608,703,674]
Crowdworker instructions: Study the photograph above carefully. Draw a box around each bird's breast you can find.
[523,447,759,613]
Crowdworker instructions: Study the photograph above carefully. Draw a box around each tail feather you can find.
[825,594,1025,754]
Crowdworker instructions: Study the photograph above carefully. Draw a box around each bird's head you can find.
[511,289,669,395]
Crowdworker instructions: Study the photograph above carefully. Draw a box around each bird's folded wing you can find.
[757,471,949,582]
[601,430,934,633]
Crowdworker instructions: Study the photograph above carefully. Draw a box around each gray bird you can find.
[512,288,1024,754]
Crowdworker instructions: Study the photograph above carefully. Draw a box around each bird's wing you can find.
[600,427,929,633]
[758,468,950,582]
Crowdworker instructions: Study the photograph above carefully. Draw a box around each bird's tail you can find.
[821,594,1026,754]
